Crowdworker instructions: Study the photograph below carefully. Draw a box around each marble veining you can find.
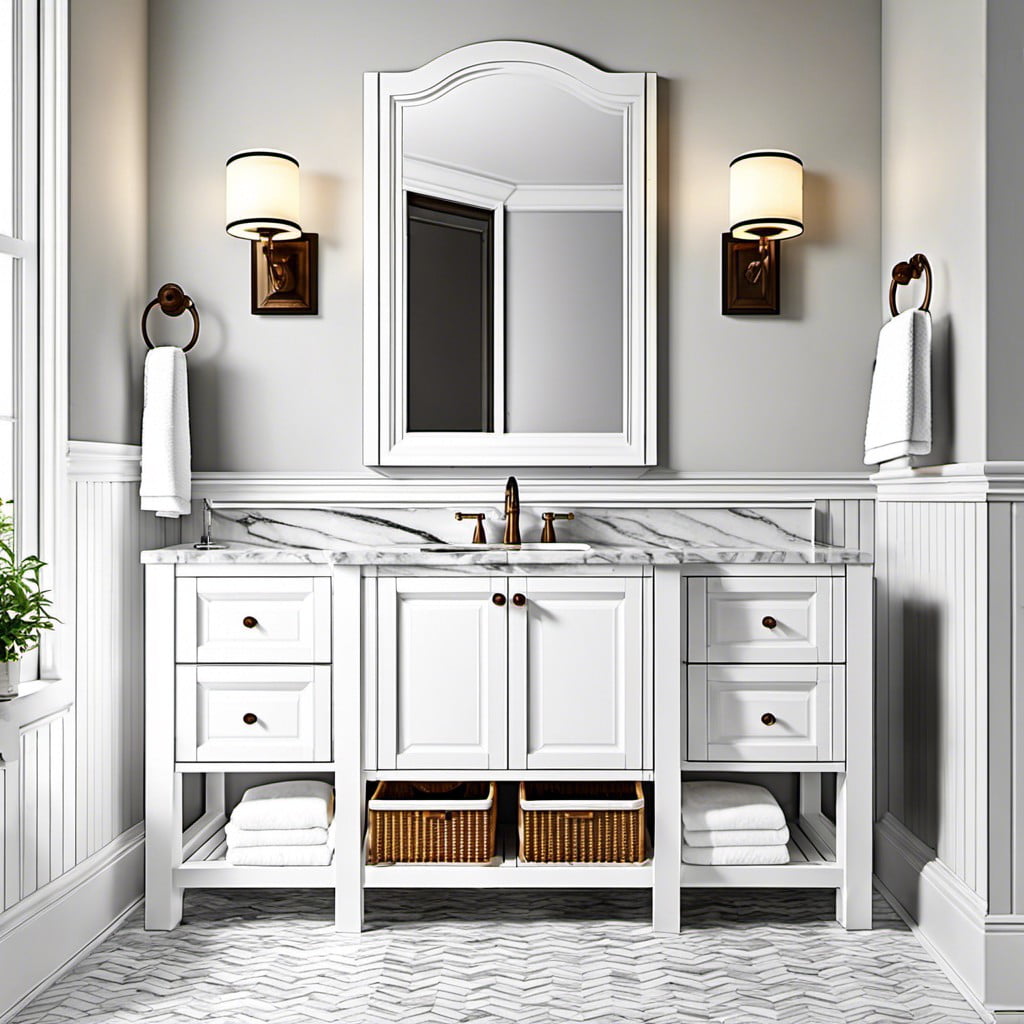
[206,504,815,551]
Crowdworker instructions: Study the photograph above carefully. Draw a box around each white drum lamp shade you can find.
[226,150,302,241]
[729,151,803,241]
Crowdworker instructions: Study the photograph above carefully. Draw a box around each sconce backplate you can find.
[250,232,319,315]
[721,234,779,315]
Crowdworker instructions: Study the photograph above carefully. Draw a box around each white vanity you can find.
[142,523,872,935]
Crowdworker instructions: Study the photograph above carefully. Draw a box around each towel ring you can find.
[141,283,200,352]
[888,253,932,318]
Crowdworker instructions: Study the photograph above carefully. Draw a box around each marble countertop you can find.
[141,542,872,566]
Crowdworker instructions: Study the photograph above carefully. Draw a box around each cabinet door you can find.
[509,577,643,770]
[378,577,508,770]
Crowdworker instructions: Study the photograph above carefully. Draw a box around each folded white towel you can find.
[226,823,335,866]
[225,822,330,849]
[681,781,786,832]
[864,308,932,465]
[682,843,790,866]
[230,781,334,831]
[140,346,191,518]
[683,825,790,848]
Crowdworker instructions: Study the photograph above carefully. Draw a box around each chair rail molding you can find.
[873,462,1024,501]
[66,441,142,481]
[187,470,875,506]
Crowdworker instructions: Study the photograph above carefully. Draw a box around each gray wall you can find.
[142,0,882,473]
[881,0,986,465]
[986,0,1024,461]
[69,0,148,444]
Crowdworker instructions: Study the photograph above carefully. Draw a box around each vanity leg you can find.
[653,567,682,933]
[333,566,364,932]
[836,564,873,930]
[144,564,183,931]
[145,772,184,930]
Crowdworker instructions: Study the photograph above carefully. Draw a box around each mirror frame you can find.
[363,41,657,467]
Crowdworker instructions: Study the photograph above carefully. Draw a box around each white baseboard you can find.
[0,824,144,1021]
[875,815,987,1002]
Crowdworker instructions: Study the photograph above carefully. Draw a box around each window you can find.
[1,0,40,676]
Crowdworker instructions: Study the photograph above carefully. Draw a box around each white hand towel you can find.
[864,308,932,465]
[683,825,790,848]
[140,346,191,517]
[230,781,334,831]
[683,843,790,866]
[225,822,330,849]
[681,781,786,832]
[227,823,335,866]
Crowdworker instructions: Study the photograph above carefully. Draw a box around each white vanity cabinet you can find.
[375,574,646,772]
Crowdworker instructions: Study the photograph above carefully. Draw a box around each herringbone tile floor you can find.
[13,888,983,1023]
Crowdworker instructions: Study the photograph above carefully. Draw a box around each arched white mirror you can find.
[364,42,656,467]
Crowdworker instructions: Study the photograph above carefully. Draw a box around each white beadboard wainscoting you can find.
[873,465,1024,1019]
[0,443,178,1022]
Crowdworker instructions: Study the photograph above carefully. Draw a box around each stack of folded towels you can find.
[226,780,335,866]
[682,781,790,865]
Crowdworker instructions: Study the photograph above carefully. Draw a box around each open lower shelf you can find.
[364,827,653,889]
[681,816,840,888]
[174,827,335,889]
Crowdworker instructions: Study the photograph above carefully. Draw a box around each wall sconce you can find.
[722,150,803,315]
[226,149,318,315]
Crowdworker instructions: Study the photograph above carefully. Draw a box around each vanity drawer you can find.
[686,664,845,763]
[176,576,331,663]
[175,665,331,763]
[687,577,842,663]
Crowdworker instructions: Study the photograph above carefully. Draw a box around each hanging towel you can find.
[683,825,791,848]
[140,346,191,517]
[227,823,336,866]
[225,822,331,849]
[229,780,335,831]
[682,781,786,833]
[864,308,932,465]
[682,843,790,866]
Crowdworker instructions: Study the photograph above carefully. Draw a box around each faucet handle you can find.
[454,512,488,544]
[540,511,575,544]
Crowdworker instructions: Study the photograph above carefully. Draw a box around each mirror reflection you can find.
[402,71,624,434]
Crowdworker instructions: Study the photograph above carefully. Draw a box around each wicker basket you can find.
[518,781,646,863]
[367,781,497,864]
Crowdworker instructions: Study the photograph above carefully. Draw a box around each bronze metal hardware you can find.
[492,593,506,606]
[251,232,319,316]
[503,476,521,545]
[141,283,201,352]
[762,615,777,630]
[455,511,488,544]
[242,616,259,629]
[722,234,780,315]
[540,511,575,543]
[761,712,777,727]
[512,593,526,607]
[243,712,258,725]
[889,252,932,317]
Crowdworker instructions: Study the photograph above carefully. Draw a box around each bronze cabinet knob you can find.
[512,593,527,607]
[492,593,506,606]
[761,712,776,727]
[242,616,258,629]
[242,712,258,725]
[761,615,777,630]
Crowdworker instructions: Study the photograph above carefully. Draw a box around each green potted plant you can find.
[0,499,57,698]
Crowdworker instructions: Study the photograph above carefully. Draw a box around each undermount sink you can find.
[416,542,591,553]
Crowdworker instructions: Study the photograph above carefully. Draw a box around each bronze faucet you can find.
[503,475,521,545]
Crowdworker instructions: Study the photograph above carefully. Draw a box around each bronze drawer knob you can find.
[242,615,259,629]
[761,712,777,727]
[492,593,506,606]
[512,593,527,607]
[242,712,258,725]
[762,615,777,630]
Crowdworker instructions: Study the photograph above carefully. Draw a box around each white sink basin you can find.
[417,542,591,553]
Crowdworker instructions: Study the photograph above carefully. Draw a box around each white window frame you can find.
[0,0,69,688]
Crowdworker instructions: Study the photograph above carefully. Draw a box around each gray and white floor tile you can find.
[13,889,984,1023]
